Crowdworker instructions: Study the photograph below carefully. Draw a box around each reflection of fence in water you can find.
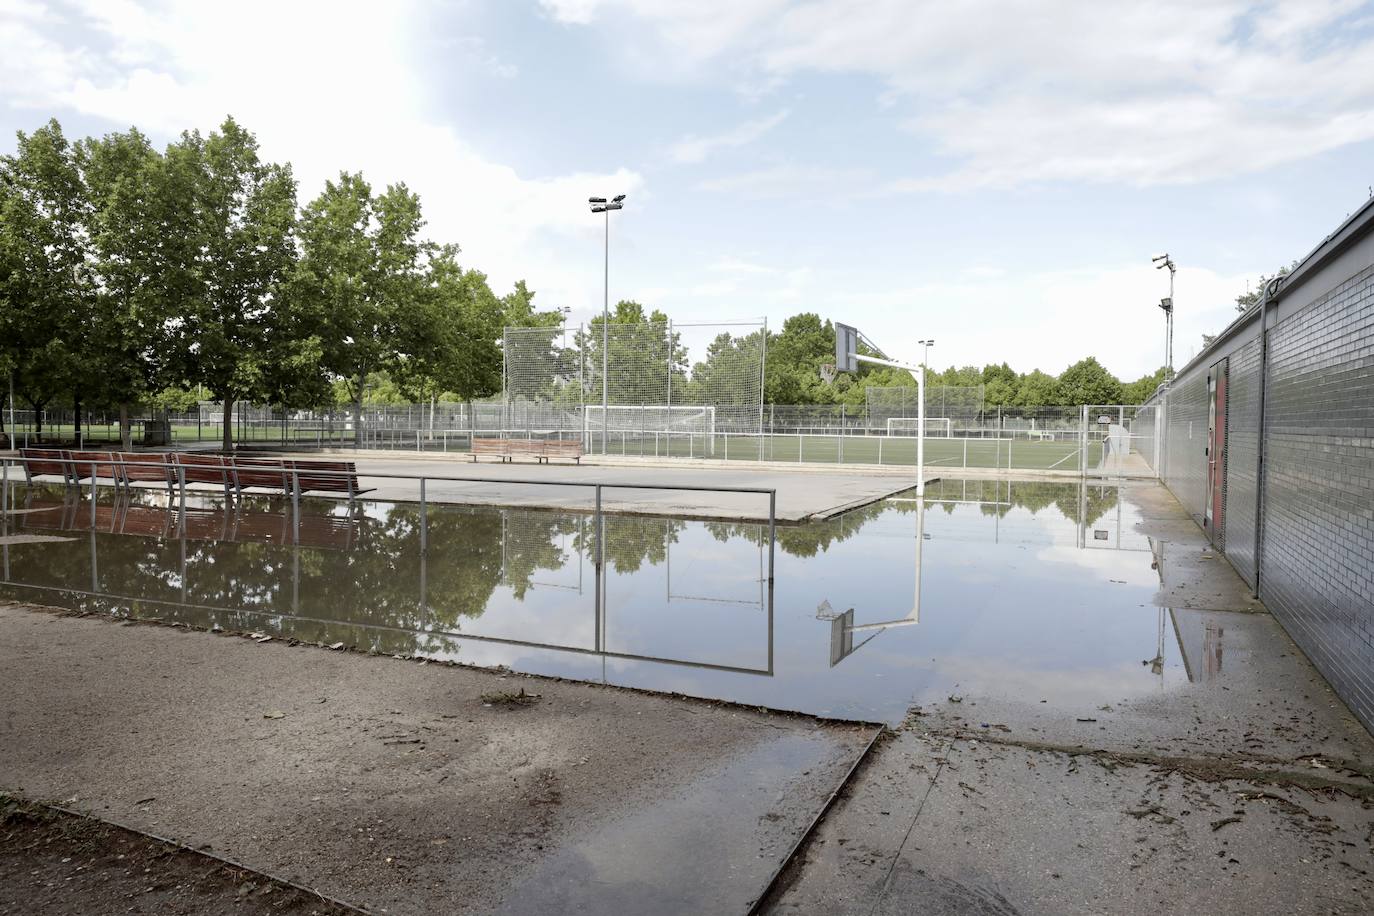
[664,518,767,609]
[500,511,585,593]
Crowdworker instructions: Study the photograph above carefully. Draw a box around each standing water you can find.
[0,478,1212,724]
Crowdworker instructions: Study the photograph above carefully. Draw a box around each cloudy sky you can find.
[5,0,1374,379]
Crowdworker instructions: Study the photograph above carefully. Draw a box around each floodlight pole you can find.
[1154,254,1176,383]
[589,194,626,455]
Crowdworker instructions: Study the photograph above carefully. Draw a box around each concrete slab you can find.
[771,730,1374,916]
[0,604,875,915]
[300,454,919,523]
[765,478,1374,915]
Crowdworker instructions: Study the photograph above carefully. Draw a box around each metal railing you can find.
[0,453,778,583]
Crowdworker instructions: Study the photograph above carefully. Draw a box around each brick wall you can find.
[1223,337,1263,589]
[1259,262,1374,730]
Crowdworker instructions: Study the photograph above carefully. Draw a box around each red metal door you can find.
[1206,359,1227,542]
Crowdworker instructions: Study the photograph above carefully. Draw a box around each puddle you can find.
[0,478,1219,724]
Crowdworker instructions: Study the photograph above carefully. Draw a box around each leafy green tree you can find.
[1015,369,1064,407]
[1122,366,1167,404]
[391,245,504,406]
[0,120,91,440]
[297,172,433,446]
[1058,356,1123,405]
[578,300,685,406]
[162,118,297,451]
[80,126,177,446]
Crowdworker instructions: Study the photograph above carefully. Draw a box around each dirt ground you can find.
[0,603,874,915]
[0,796,356,916]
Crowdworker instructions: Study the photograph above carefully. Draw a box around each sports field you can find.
[598,432,1103,471]
[7,424,1104,472]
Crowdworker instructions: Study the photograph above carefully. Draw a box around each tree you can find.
[79,126,174,446]
[1015,370,1063,407]
[297,173,432,447]
[391,245,504,406]
[1122,367,1167,404]
[578,300,685,406]
[1235,262,1297,312]
[1058,357,1123,405]
[164,118,297,451]
[0,120,92,441]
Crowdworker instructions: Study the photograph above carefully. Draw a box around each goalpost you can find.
[582,405,717,454]
[885,417,952,438]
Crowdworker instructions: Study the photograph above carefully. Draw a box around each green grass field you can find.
[601,433,1102,471]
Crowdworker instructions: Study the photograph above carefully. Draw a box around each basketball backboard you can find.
[834,323,859,373]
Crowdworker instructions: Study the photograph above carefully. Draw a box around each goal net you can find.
[885,417,953,437]
[584,405,716,441]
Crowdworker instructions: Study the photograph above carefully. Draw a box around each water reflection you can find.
[0,477,1224,723]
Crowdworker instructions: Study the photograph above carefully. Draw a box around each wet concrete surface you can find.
[767,479,1374,915]
[0,607,875,915]
[285,453,919,522]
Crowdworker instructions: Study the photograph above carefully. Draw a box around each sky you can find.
[4,0,1374,380]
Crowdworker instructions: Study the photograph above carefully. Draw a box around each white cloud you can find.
[543,0,1374,188]
[2,0,640,314]
[698,163,869,197]
[841,262,1251,379]
[669,109,788,163]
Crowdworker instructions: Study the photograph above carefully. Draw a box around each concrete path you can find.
[0,606,875,915]
[766,478,1374,915]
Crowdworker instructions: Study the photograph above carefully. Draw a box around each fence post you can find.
[767,490,776,583]
[419,477,427,555]
[593,484,603,653]
[177,465,187,530]
[290,471,300,543]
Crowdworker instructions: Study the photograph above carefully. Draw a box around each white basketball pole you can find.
[842,350,928,496]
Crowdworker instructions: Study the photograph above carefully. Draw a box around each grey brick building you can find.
[1142,196,1374,733]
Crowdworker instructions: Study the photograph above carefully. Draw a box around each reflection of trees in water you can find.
[588,516,686,574]
[704,479,1119,557]
[2,496,585,656]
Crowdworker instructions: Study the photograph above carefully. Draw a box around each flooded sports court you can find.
[1,476,1213,725]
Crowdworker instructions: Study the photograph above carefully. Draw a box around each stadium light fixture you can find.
[589,193,628,453]
[1153,254,1176,382]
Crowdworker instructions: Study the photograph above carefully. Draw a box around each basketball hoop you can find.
[820,363,838,384]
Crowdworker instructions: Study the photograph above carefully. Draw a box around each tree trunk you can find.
[119,403,132,450]
[31,400,45,441]
[73,391,82,444]
[222,396,234,453]
[352,373,364,450]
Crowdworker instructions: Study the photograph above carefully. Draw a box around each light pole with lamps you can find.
[1153,254,1175,382]
[917,339,934,483]
[589,194,625,454]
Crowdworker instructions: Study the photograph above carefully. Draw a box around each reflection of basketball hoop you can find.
[820,363,838,384]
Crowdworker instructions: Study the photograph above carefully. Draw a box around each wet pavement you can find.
[2,474,1371,913]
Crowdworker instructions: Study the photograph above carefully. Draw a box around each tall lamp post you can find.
[1153,254,1175,382]
[589,194,625,454]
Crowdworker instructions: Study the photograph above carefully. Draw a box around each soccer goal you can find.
[885,417,953,438]
[583,405,717,454]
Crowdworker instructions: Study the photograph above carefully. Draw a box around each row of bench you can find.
[20,494,360,550]
[470,438,583,463]
[16,449,371,499]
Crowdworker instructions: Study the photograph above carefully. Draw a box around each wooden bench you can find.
[68,450,119,482]
[287,460,372,500]
[469,438,583,464]
[19,448,73,484]
[173,453,233,494]
[229,456,289,494]
[117,453,175,490]
[540,440,583,464]
[471,438,513,462]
